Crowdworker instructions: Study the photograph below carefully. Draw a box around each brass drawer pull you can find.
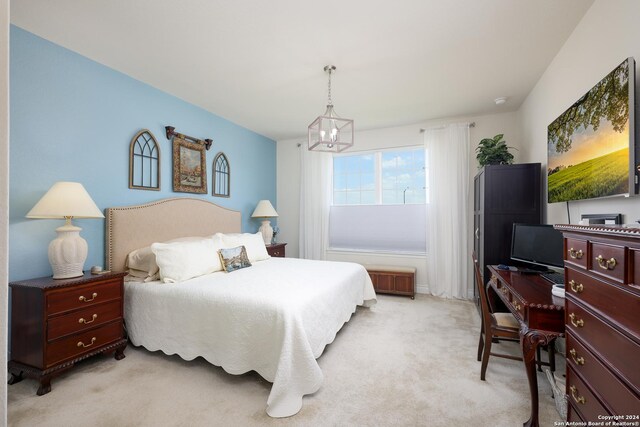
[78,314,98,324]
[77,337,97,348]
[569,348,585,365]
[513,301,522,311]
[79,293,98,303]
[596,255,617,270]
[569,280,583,293]
[569,313,584,328]
[570,385,586,405]
[568,248,583,259]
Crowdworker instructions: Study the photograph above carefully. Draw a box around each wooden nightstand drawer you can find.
[266,243,286,258]
[47,278,122,315]
[47,300,122,341]
[46,321,123,368]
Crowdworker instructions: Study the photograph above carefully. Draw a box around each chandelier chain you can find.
[327,69,332,106]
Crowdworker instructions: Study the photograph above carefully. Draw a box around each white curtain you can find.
[299,147,332,260]
[424,123,471,299]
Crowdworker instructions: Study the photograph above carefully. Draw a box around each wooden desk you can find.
[487,266,565,427]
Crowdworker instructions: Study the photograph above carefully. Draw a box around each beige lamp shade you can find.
[26,182,104,219]
[251,200,278,246]
[26,182,103,279]
[251,200,278,218]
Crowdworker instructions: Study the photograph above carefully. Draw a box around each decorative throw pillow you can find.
[218,245,252,273]
[216,232,270,263]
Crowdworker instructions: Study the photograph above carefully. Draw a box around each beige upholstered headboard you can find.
[105,198,241,272]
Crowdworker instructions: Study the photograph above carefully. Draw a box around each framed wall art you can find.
[129,129,160,191]
[172,137,207,193]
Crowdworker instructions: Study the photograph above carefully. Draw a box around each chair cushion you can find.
[493,312,520,330]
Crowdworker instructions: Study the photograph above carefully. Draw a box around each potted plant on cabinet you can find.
[476,134,515,166]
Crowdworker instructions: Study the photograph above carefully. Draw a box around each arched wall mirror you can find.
[213,152,230,197]
[129,129,160,190]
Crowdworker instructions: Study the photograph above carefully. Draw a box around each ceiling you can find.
[11,0,594,141]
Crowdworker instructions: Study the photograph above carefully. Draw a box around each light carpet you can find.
[8,294,563,426]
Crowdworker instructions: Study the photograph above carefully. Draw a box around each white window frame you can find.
[332,145,426,206]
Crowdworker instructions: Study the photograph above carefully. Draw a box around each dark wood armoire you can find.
[473,163,542,306]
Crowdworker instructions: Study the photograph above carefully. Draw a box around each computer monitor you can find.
[510,223,564,271]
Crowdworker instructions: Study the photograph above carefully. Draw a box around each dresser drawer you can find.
[566,267,640,340]
[566,298,640,394]
[566,332,640,413]
[47,279,122,315]
[45,321,123,367]
[47,300,122,341]
[567,365,611,421]
[629,249,640,292]
[589,242,626,284]
[565,237,587,269]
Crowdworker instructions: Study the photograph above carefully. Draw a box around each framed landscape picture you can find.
[172,137,207,194]
[547,57,635,203]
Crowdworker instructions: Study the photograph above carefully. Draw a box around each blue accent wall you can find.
[9,26,277,281]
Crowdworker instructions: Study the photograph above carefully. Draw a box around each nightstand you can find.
[266,243,287,257]
[8,271,128,395]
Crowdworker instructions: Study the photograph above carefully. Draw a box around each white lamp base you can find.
[258,220,273,245]
[48,223,88,279]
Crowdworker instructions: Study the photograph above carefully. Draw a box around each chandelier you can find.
[307,65,354,152]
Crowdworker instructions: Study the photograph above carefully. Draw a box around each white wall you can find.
[519,0,640,224]
[277,110,522,294]
[1,0,8,424]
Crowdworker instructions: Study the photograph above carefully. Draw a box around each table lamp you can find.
[26,182,104,279]
[251,200,278,245]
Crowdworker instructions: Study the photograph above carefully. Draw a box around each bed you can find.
[105,198,376,418]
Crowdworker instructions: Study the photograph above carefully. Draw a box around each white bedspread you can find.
[124,257,376,417]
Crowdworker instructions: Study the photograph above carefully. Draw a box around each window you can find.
[332,148,426,205]
[330,147,427,253]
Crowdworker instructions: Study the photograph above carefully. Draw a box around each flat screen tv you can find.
[510,223,564,271]
[547,57,637,203]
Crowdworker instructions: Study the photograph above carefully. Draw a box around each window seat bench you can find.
[364,265,416,299]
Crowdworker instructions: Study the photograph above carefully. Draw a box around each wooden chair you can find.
[473,252,522,381]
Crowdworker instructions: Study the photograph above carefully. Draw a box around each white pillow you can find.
[151,237,223,283]
[126,236,208,281]
[217,232,270,262]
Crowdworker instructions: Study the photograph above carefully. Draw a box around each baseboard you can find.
[416,284,429,294]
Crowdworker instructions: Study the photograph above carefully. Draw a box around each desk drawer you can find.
[589,242,626,284]
[47,279,121,315]
[567,366,610,421]
[45,321,123,367]
[565,238,587,269]
[566,267,640,341]
[47,300,122,341]
[566,332,639,413]
[566,298,640,395]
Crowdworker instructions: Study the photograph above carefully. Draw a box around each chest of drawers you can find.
[8,271,128,395]
[555,225,640,422]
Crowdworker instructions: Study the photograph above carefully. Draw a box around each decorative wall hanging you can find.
[129,129,160,190]
[165,126,213,151]
[212,152,230,197]
[172,137,207,194]
[165,126,213,194]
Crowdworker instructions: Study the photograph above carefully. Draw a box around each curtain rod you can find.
[419,122,475,133]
